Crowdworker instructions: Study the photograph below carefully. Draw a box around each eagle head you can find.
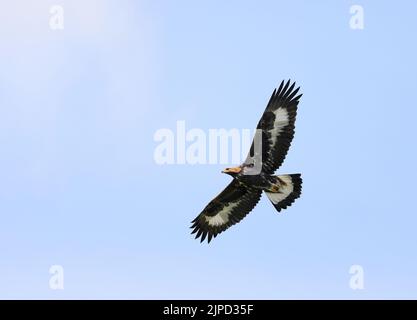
[222,166,242,176]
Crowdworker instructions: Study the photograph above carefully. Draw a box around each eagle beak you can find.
[222,166,242,174]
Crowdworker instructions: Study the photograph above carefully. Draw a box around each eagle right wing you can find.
[244,80,302,174]
[191,180,262,243]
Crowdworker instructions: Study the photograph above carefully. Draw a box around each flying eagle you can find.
[191,80,303,243]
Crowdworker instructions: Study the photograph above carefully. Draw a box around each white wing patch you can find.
[205,202,240,227]
[269,107,289,147]
[265,175,294,204]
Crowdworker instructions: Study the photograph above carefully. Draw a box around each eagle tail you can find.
[265,174,302,213]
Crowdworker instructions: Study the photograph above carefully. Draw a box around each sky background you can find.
[1,0,417,299]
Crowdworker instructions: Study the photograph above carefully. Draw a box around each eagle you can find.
[191,80,303,243]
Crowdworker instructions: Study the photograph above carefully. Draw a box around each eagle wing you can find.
[244,80,302,174]
[191,180,262,243]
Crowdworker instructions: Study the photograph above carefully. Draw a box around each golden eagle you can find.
[191,80,303,243]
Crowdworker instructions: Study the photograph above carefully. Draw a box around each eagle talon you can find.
[270,185,280,192]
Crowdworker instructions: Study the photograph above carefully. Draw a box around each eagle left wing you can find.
[244,80,302,174]
[191,180,262,243]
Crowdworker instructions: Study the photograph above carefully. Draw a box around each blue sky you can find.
[1,0,417,299]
